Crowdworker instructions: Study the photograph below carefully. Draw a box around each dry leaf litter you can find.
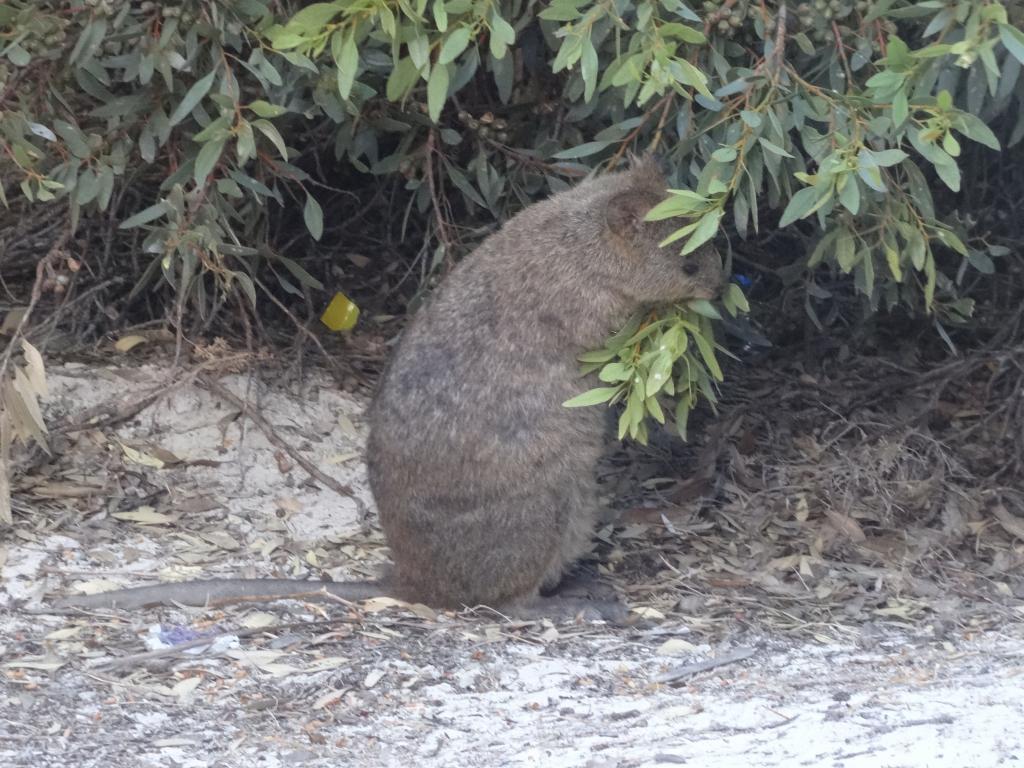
[1,351,1022,767]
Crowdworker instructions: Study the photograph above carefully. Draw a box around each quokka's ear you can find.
[626,151,668,185]
[605,189,665,236]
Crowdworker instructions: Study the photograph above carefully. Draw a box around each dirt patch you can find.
[1,359,1022,767]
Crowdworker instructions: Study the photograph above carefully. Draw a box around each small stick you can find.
[654,645,757,684]
[0,227,69,383]
[769,3,789,79]
[199,374,367,515]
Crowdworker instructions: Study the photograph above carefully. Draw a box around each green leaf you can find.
[580,37,598,102]
[885,245,903,282]
[289,2,344,30]
[838,175,860,214]
[386,57,420,101]
[76,169,99,205]
[953,113,1000,151]
[552,141,612,159]
[643,395,663,424]
[692,332,723,382]
[868,148,909,166]
[193,114,231,142]
[688,299,721,319]
[253,119,289,160]
[119,202,168,229]
[233,271,258,309]
[6,42,31,67]
[304,194,324,240]
[933,159,961,192]
[836,231,858,272]
[711,146,737,162]
[677,59,712,98]
[1000,24,1024,65]
[433,0,448,31]
[725,283,749,313]
[924,252,936,309]
[681,209,723,255]
[779,186,825,227]
[808,229,838,267]
[427,63,450,123]
[235,119,256,163]
[247,100,287,118]
[440,27,472,64]
[932,227,968,256]
[276,256,324,290]
[194,137,225,186]
[598,362,632,382]
[907,229,927,270]
[942,132,960,157]
[860,249,875,295]
[675,399,691,441]
[892,90,909,127]
[563,387,620,407]
[577,349,618,364]
[856,161,887,193]
[967,249,995,274]
[490,13,515,59]
[739,110,763,128]
[758,138,794,158]
[54,120,91,159]
[168,69,217,127]
[334,31,359,100]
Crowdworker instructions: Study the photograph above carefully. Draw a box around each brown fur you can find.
[366,155,723,611]
[53,156,722,616]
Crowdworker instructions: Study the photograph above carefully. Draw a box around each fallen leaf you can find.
[631,606,665,620]
[199,531,240,550]
[326,451,360,465]
[0,308,26,335]
[112,506,175,525]
[992,504,1024,540]
[656,638,698,656]
[361,596,410,613]
[314,689,345,709]
[2,657,66,671]
[115,335,148,352]
[241,612,278,629]
[172,676,202,703]
[305,657,350,673]
[45,627,82,641]
[20,340,47,397]
[337,414,358,438]
[120,442,165,469]
[67,578,123,595]
[824,509,866,542]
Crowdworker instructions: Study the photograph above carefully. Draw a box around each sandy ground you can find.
[1,363,1021,767]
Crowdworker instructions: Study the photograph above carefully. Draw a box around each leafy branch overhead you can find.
[0,0,1021,442]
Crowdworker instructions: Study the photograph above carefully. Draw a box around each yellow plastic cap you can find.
[321,292,360,331]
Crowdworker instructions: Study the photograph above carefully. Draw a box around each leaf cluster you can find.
[1,0,1022,440]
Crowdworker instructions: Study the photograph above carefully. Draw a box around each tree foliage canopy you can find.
[1,0,1022,441]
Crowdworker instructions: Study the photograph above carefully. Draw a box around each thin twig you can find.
[199,374,368,515]
[0,227,69,383]
[769,3,788,79]
[832,21,854,85]
[425,129,455,260]
[654,645,758,684]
